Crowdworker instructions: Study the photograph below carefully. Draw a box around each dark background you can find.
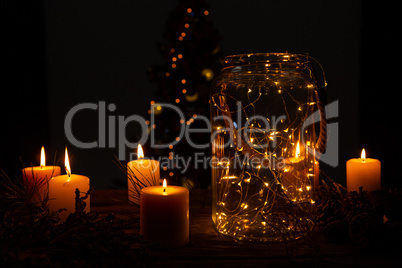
[2,0,400,189]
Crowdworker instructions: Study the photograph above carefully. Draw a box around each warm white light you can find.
[296,141,300,158]
[222,176,237,179]
[163,179,167,193]
[40,146,45,168]
[65,147,71,178]
[361,148,366,163]
[137,144,144,159]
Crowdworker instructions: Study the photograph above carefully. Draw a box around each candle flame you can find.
[361,148,366,163]
[137,144,144,159]
[163,179,167,193]
[40,146,45,168]
[296,141,300,158]
[65,147,71,177]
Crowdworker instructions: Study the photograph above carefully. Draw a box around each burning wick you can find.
[361,148,366,163]
[65,147,71,178]
[40,146,45,169]
[163,179,167,193]
[137,144,144,159]
[295,141,300,159]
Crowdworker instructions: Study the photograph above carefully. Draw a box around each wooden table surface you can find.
[91,190,400,267]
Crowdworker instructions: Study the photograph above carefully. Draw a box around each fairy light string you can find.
[211,56,322,242]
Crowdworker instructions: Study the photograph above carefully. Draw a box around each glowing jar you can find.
[210,53,327,242]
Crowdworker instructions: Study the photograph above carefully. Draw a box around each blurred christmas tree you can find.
[147,0,222,188]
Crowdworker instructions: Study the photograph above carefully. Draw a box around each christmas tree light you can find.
[147,0,222,187]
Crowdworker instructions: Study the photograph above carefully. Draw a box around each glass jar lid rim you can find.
[221,53,309,67]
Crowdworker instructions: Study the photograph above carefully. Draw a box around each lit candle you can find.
[282,141,308,200]
[22,146,61,201]
[285,141,303,164]
[140,179,189,248]
[127,144,160,204]
[49,148,90,221]
[347,149,381,192]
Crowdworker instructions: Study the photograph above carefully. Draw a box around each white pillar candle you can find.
[127,145,160,204]
[140,179,189,248]
[49,148,90,221]
[347,149,381,192]
[22,147,61,201]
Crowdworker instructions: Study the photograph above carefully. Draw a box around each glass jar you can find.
[210,53,326,242]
